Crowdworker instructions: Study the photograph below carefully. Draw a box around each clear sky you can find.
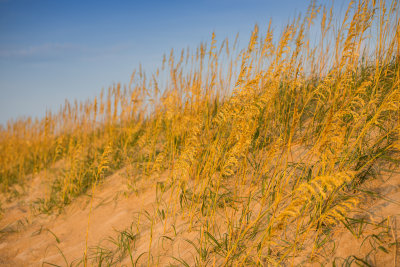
[0,0,345,126]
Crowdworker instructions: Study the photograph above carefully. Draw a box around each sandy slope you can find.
[0,165,399,266]
[0,167,161,266]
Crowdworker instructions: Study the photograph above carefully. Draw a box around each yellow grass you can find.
[0,0,399,265]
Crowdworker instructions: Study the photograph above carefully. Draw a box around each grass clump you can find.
[1,0,400,265]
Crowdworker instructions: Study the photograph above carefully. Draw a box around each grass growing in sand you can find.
[0,0,400,266]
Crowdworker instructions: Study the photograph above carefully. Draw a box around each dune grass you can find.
[1,0,400,265]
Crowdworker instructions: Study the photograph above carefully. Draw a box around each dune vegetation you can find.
[0,0,400,266]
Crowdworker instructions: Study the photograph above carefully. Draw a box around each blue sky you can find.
[0,0,344,125]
